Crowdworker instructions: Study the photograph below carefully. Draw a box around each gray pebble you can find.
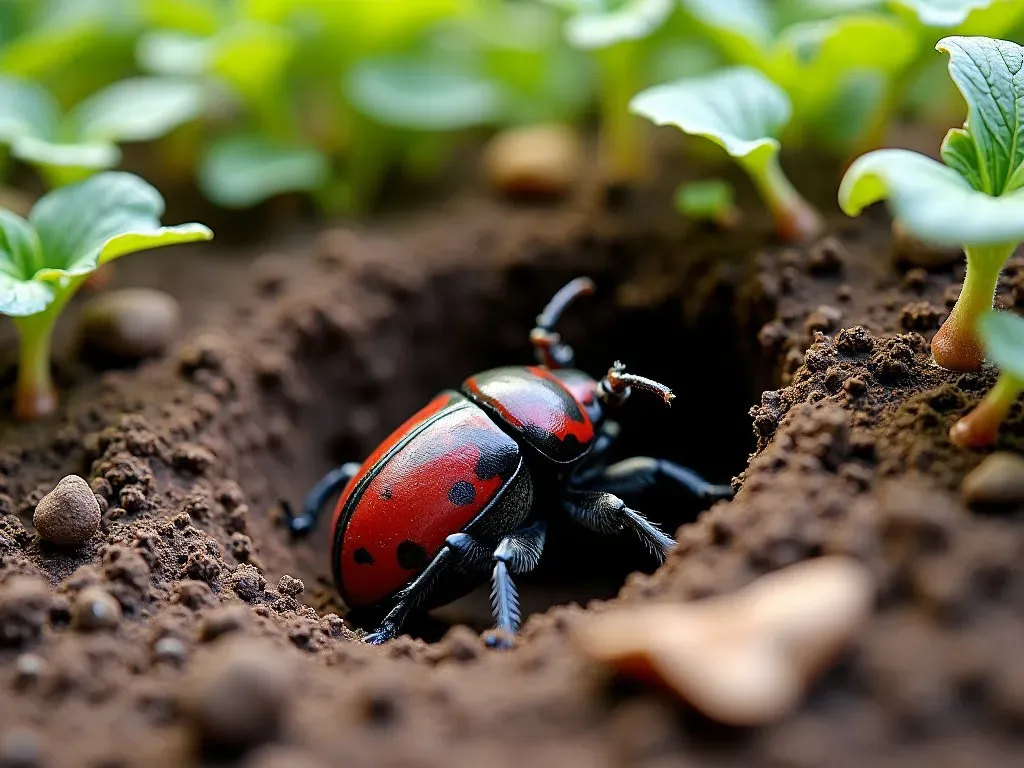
[71,587,122,631]
[962,452,1024,505]
[79,288,181,359]
[33,475,100,548]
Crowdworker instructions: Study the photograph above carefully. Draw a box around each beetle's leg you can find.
[562,489,675,563]
[571,456,733,501]
[364,532,490,645]
[487,521,547,649]
[285,462,362,536]
[531,277,595,369]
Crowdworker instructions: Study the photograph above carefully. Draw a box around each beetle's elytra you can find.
[286,278,733,646]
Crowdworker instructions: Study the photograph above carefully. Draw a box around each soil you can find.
[1,135,1023,768]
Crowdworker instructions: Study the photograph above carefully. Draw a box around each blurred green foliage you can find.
[0,0,1019,211]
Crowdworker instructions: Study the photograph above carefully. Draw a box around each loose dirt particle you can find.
[961,453,1024,506]
[200,605,251,642]
[277,575,303,598]
[71,586,122,631]
[807,237,846,275]
[182,638,293,754]
[32,475,100,548]
[0,577,50,648]
[78,288,181,360]
[575,557,874,727]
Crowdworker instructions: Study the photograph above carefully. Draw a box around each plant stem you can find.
[596,41,644,185]
[950,371,1024,448]
[744,153,823,243]
[11,278,84,421]
[932,243,1017,372]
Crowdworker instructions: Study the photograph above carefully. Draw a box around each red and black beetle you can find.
[285,278,732,645]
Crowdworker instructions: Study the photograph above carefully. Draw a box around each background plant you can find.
[949,310,1024,447]
[840,36,1024,372]
[0,171,211,420]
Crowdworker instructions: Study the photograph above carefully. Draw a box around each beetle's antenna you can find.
[598,361,674,408]
[531,277,595,369]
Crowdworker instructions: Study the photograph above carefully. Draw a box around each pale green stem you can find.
[933,243,1018,371]
[742,152,823,243]
[39,163,96,189]
[596,41,644,184]
[950,371,1024,448]
[11,276,86,420]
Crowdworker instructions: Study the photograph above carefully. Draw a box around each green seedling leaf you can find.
[949,308,1024,447]
[0,171,211,420]
[69,77,206,143]
[0,210,50,316]
[980,310,1024,378]
[0,78,60,145]
[674,179,739,226]
[555,0,674,49]
[840,148,1024,245]
[198,134,330,209]
[630,67,789,166]
[937,36,1024,196]
[26,171,212,280]
[136,30,214,76]
[631,67,822,241]
[346,57,502,130]
[889,0,1024,30]
[0,76,204,185]
[678,0,772,64]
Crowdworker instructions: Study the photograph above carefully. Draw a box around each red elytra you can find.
[332,391,521,607]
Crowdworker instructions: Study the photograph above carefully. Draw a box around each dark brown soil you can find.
[1,139,1023,768]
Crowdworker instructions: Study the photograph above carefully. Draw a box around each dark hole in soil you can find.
[279,256,763,641]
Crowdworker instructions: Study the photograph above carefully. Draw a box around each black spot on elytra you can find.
[380,487,392,500]
[448,480,476,506]
[475,447,518,480]
[354,547,374,566]
[396,540,428,570]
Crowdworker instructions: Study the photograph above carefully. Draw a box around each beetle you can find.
[285,277,732,645]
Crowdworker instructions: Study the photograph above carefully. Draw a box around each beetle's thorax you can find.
[462,366,598,467]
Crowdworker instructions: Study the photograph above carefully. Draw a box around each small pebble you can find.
[33,475,101,548]
[71,587,122,631]
[153,636,188,666]
[891,220,962,268]
[574,557,874,727]
[962,452,1024,506]
[78,288,181,360]
[183,638,292,753]
[0,728,40,768]
[483,124,582,198]
[13,654,44,689]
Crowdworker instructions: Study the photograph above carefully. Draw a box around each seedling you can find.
[342,54,503,209]
[840,36,1024,372]
[950,310,1024,447]
[631,67,823,242]
[545,0,675,183]
[678,1,917,153]
[674,179,740,229]
[0,76,204,187]
[0,172,212,420]
[138,15,327,208]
